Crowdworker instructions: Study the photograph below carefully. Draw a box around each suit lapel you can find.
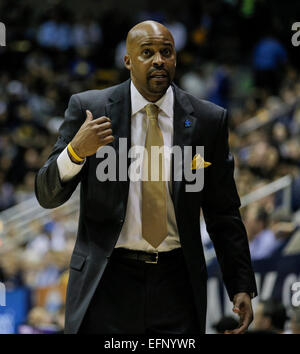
[171,84,197,212]
[105,79,131,203]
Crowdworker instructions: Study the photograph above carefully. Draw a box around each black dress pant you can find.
[79,248,200,334]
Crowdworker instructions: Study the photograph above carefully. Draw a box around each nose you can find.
[152,52,164,67]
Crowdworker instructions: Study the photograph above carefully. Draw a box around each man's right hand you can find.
[70,110,114,159]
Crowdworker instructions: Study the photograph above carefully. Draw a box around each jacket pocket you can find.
[69,253,87,271]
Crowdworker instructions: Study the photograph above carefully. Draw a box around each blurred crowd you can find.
[214,299,300,334]
[0,0,300,333]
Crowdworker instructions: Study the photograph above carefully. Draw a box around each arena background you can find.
[0,0,300,334]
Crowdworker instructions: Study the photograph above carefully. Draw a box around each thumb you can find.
[233,300,242,314]
[85,110,93,121]
[233,305,240,314]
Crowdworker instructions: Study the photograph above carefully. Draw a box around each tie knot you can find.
[145,104,159,120]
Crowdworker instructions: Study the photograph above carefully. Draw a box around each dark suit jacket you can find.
[35,79,257,333]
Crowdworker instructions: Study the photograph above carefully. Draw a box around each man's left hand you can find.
[224,292,253,334]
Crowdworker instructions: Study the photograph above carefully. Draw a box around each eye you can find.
[142,49,152,57]
[162,48,171,56]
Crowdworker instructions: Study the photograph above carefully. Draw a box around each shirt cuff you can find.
[57,146,86,182]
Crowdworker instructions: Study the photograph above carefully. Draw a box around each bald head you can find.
[124,21,176,102]
[126,21,175,55]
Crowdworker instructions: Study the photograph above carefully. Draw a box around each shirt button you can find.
[119,218,124,224]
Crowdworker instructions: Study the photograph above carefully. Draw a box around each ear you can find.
[124,54,131,70]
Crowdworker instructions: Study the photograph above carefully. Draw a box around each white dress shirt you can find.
[57,82,181,252]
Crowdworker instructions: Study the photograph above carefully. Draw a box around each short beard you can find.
[147,77,171,95]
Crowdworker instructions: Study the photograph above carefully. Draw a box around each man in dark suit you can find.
[35,21,257,334]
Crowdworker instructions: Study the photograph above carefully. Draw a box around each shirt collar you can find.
[130,81,173,118]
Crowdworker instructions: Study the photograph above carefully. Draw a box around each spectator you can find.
[37,11,73,51]
[165,15,187,52]
[0,171,15,211]
[207,64,232,109]
[253,32,288,95]
[251,299,288,334]
[244,205,281,260]
[212,316,239,334]
[72,17,102,50]
[18,306,59,334]
[180,65,208,99]
[269,212,296,256]
[246,141,280,179]
[0,250,24,289]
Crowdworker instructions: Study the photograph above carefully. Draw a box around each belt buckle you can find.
[145,251,159,264]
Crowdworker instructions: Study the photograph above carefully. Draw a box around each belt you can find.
[110,247,183,265]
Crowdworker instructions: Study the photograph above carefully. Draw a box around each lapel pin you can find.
[184,119,192,128]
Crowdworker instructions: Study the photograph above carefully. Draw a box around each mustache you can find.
[147,69,169,79]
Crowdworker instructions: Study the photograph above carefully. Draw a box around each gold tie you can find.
[142,104,168,248]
